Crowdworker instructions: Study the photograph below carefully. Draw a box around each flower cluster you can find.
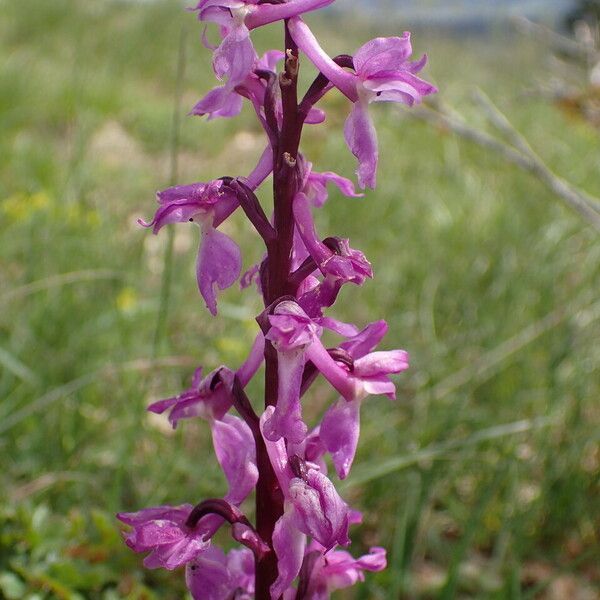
[121,1,434,598]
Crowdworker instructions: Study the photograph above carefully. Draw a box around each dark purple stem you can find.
[255,69,280,152]
[298,54,355,122]
[254,21,303,600]
[289,255,318,290]
[186,499,269,559]
[226,179,277,245]
[186,498,250,529]
[231,376,260,437]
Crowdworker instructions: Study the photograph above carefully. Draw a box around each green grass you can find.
[1,1,599,598]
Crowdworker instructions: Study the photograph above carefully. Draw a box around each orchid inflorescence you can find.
[118,1,436,597]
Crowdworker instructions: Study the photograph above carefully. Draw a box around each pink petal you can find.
[197,225,242,316]
[287,17,357,101]
[354,33,413,77]
[320,398,360,479]
[271,510,306,599]
[211,415,258,505]
[343,101,378,189]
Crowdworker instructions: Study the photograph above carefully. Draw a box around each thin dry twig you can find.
[411,98,600,231]
[512,16,600,64]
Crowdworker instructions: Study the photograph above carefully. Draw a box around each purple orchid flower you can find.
[140,149,272,315]
[148,366,235,426]
[191,49,283,121]
[141,179,239,316]
[186,546,255,600]
[126,1,435,594]
[193,50,326,127]
[284,544,386,599]
[116,504,213,570]
[289,18,437,188]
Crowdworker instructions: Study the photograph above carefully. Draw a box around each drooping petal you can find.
[305,169,363,207]
[271,509,307,600]
[212,23,257,87]
[197,223,242,315]
[211,415,258,505]
[343,100,378,189]
[260,406,294,490]
[320,398,360,480]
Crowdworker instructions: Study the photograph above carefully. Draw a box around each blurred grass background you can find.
[1,0,599,598]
